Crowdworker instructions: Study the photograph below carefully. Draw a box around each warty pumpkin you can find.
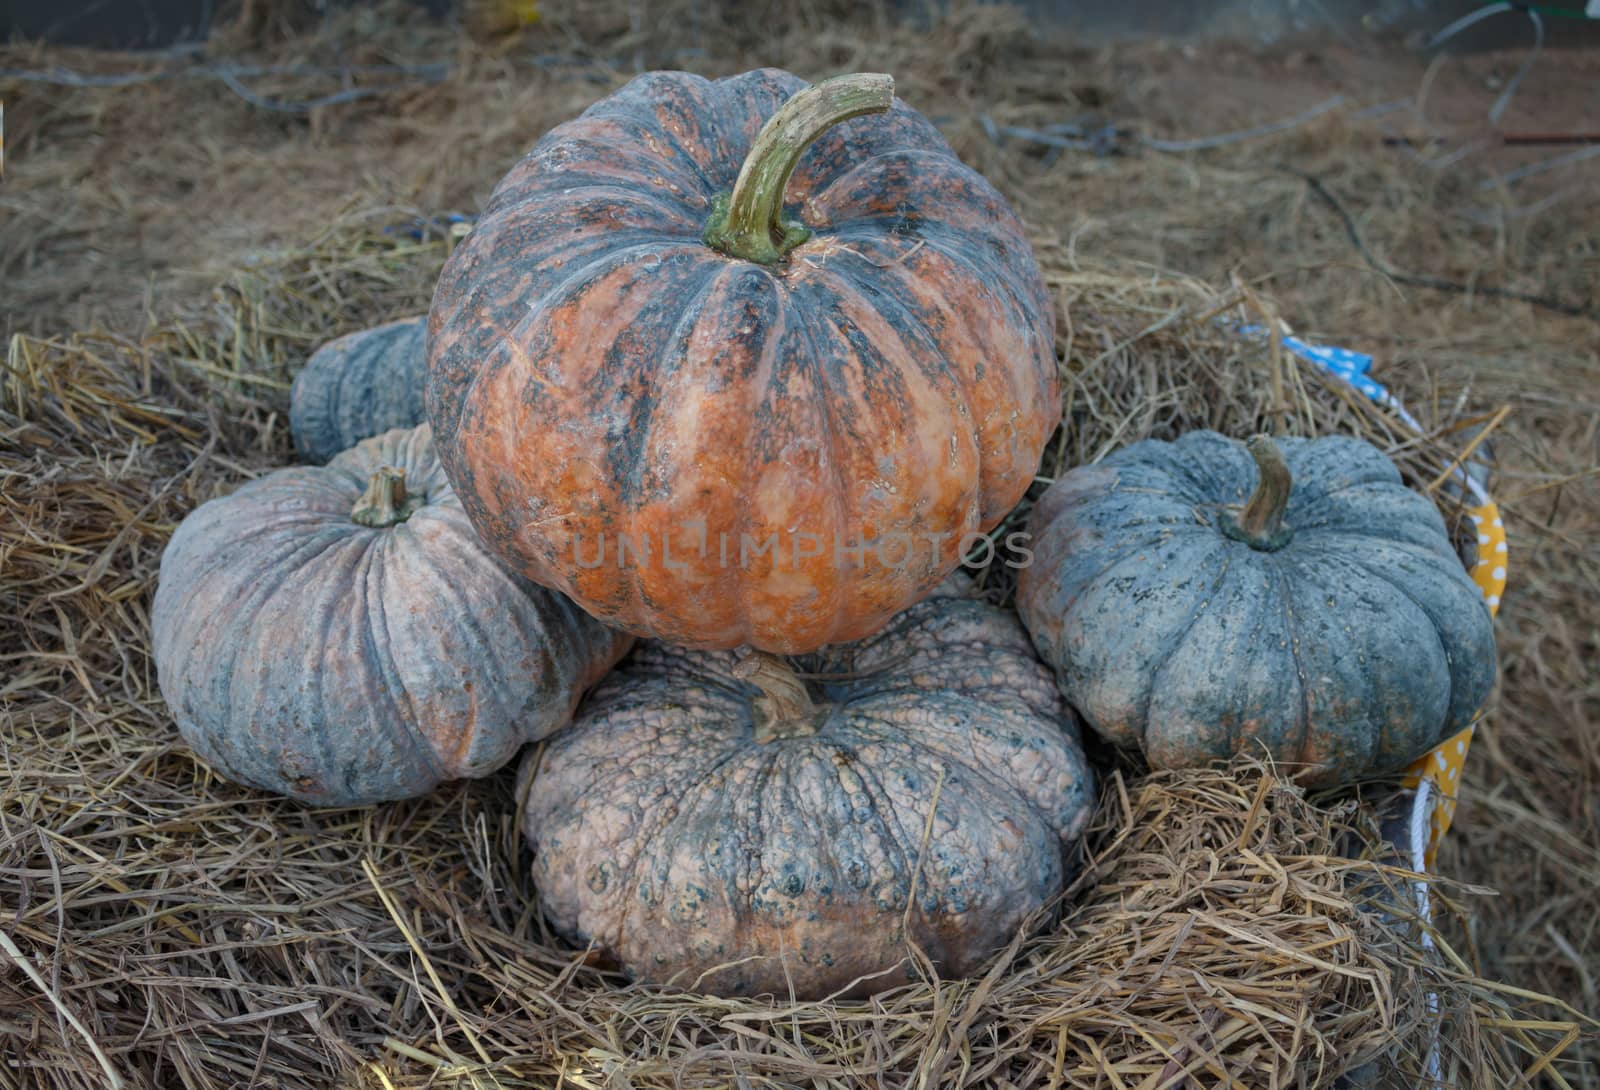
[290,316,429,464]
[522,575,1095,999]
[1016,431,1497,786]
[427,68,1059,654]
[152,425,631,806]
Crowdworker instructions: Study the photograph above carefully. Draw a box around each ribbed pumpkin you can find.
[290,316,428,464]
[152,425,631,806]
[522,576,1095,999]
[1016,431,1497,785]
[427,69,1059,654]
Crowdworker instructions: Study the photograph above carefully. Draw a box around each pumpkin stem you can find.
[351,465,423,528]
[703,73,895,265]
[1221,434,1295,551]
[733,652,825,743]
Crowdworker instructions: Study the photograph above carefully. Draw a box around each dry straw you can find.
[1,202,1584,1090]
[4,2,1598,1087]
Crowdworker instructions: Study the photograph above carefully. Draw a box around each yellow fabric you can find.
[1402,501,1506,866]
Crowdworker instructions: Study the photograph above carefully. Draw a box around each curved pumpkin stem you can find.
[703,73,895,265]
[1221,435,1295,551]
[733,652,825,743]
[351,465,422,528]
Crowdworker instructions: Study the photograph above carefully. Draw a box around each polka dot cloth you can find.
[1236,324,1388,401]
[1401,501,1507,867]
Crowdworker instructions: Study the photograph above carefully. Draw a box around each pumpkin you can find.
[152,425,631,806]
[289,316,429,464]
[1016,431,1497,786]
[427,69,1059,654]
[522,575,1095,999]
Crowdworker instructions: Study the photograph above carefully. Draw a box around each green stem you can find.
[703,73,895,265]
[734,652,825,743]
[1220,435,1295,551]
[351,465,422,528]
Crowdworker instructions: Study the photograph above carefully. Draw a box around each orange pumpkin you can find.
[426,69,1058,653]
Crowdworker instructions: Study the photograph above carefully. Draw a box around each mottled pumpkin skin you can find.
[1017,432,1497,786]
[290,316,428,464]
[523,577,1095,998]
[427,68,1059,654]
[152,425,631,806]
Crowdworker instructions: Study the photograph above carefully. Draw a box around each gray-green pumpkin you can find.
[290,316,428,464]
[152,425,632,806]
[1016,431,1496,786]
[522,575,1096,999]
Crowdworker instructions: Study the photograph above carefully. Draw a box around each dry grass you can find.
[4,2,1598,1087]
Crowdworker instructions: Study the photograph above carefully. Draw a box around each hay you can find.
[4,2,1598,1087]
[2,208,1584,1090]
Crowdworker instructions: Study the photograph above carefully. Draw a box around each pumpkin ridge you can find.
[615,75,724,195]
[593,259,725,506]
[1282,477,1416,518]
[397,516,520,771]
[848,663,1055,727]
[288,531,373,798]
[496,183,705,232]
[1142,552,1297,777]
[613,741,753,952]
[157,499,342,672]
[1267,558,1318,774]
[796,742,883,912]
[1286,489,1457,555]
[1164,431,1258,498]
[821,260,985,503]
[603,69,750,162]
[1278,548,1436,771]
[829,237,1033,519]
[1295,527,1461,570]
[1133,547,1237,742]
[1304,539,1472,733]
[792,104,955,196]
[740,736,785,918]
[364,529,456,782]
[436,239,704,444]
[807,145,981,206]
[787,287,853,640]
[200,522,365,752]
[1032,530,1189,621]
[363,528,451,779]
[843,695,1078,825]
[724,286,789,646]
[614,263,727,510]
[546,682,722,800]
[1028,526,1201,651]
[844,594,998,667]
[823,723,922,892]
[870,223,1044,367]
[834,715,1073,924]
[538,114,715,201]
[807,288,976,569]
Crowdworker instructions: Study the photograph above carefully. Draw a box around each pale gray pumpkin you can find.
[1017,431,1497,786]
[522,575,1095,999]
[152,425,632,806]
[290,316,429,464]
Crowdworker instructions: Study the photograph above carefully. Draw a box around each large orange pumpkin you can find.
[426,69,1059,653]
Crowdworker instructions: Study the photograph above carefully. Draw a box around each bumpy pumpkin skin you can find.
[427,68,1059,654]
[152,425,632,806]
[523,576,1095,999]
[290,316,428,464]
[1016,431,1497,786]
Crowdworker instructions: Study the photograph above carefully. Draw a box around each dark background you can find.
[5,0,1599,50]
